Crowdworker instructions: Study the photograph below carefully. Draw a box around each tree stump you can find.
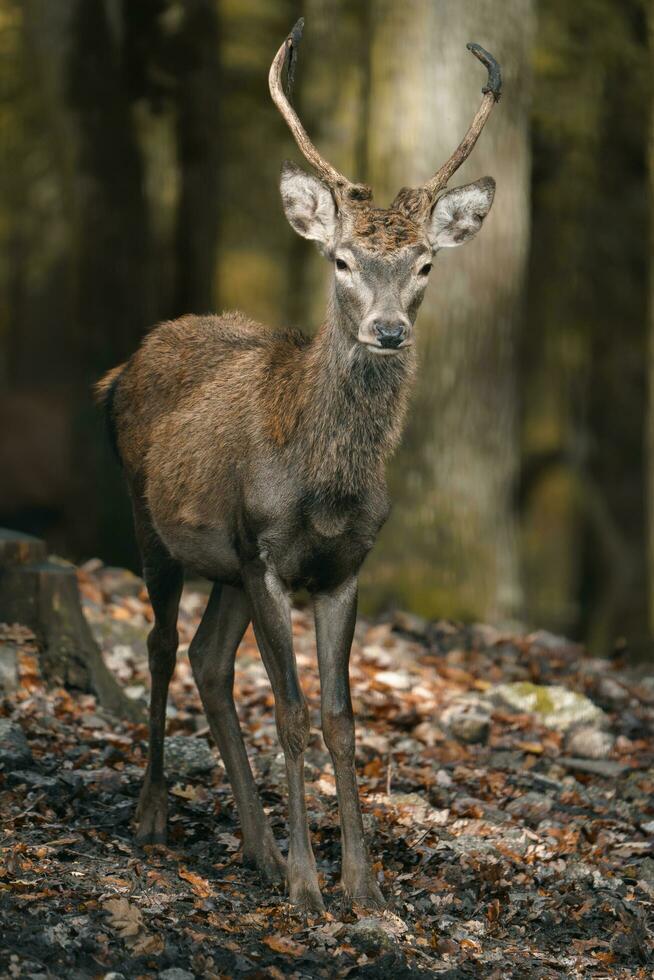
[0,528,142,720]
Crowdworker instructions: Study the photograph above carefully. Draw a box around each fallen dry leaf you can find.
[263,935,308,957]
[178,865,213,898]
[515,741,544,754]
[103,896,143,939]
[131,931,164,956]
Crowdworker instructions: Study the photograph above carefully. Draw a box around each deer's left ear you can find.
[427,177,495,250]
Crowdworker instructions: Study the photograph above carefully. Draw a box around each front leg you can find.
[313,578,385,908]
[243,560,324,913]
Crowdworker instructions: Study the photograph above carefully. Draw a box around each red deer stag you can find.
[97,20,502,912]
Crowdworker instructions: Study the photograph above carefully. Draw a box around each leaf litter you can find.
[0,560,652,976]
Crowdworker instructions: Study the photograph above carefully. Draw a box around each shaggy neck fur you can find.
[293,294,416,503]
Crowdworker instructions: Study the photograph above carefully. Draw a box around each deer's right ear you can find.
[280,161,337,254]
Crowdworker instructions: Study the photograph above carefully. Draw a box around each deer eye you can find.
[419,262,432,276]
[335,258,350,272]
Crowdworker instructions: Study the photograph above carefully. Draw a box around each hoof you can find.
[134,779,168,846]
[243,835,287,885]
[343,874,386,910]
[135,827,167,846]
[289,880,325,914]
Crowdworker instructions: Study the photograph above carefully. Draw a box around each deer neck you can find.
[297,300,416,502]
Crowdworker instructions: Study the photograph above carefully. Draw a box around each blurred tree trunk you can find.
[363,0,534,624]
[648,0,654,639]
[525,0,647,654]
[216,1,295,326]
[173,0,221,316]
[66,0,152,370]
[286,0,371,331]
[21,0,150,567]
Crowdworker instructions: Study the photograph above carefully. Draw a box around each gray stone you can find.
[158,970,195,980]
[8,770,60,795]
[559,757,627,778]
[441,696,491,744]
[527,629,574,652]
[0,718,32,769]
[566,726,615,760]
[492,682,607,731]
[96,566,145,599]
[392,609,428,637]
[637,857,654,883]
[164,735,215,777]
[348,915,406,952]
[597,676,629,707]
[506,791,553,824]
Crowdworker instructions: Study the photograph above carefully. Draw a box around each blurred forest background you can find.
[0,0,652,658]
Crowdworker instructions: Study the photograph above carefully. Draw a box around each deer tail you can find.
[94,363,126,461]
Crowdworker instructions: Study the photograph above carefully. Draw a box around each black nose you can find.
[374,320,405,349]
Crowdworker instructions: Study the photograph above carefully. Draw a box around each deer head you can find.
[270,20,501,354]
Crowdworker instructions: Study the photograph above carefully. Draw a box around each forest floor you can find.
[1,562,654,979]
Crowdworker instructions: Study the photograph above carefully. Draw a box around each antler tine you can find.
[269,19,357,200]
[424,43,502,199]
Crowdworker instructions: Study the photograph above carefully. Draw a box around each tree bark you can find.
[648,0,654,637]
[172,0,221,317]
[65,0,151,369]
[362,0,534,624]
[0,530,141,720]
[285,0,372,331]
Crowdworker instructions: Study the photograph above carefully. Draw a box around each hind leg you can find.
[132,503,183,845]
[189,582,285,883]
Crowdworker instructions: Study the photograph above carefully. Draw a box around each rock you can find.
[158,970,195,980]
[527,629,573,652]
[637,857,654,883]
[566,726,615,760]
[125,684,146,701]
[95,565,145,599]
[7,770,60,796]
[426,620,470,653]
[59,770,84,794]
[392,609,428,637]
[81,712,108,730]
[164,735,215,778]
[435,768,453,787]
[349,913,406,953]
[441,696,491,744]
[0,719,33,769]
[103,974,127,980]
[393,736,423,754]
[596,676,630,707]
[506,791,553,825]
[485,750,524,774]
[492,682,607,731]
[412,720,440,746]
[558,757,627,778]
[374,669,413,690]
[382,792,449,826]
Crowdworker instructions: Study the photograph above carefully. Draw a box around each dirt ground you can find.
[1,561,653,979]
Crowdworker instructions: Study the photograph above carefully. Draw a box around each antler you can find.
[423,43,502,199]
[269,19,371,204]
